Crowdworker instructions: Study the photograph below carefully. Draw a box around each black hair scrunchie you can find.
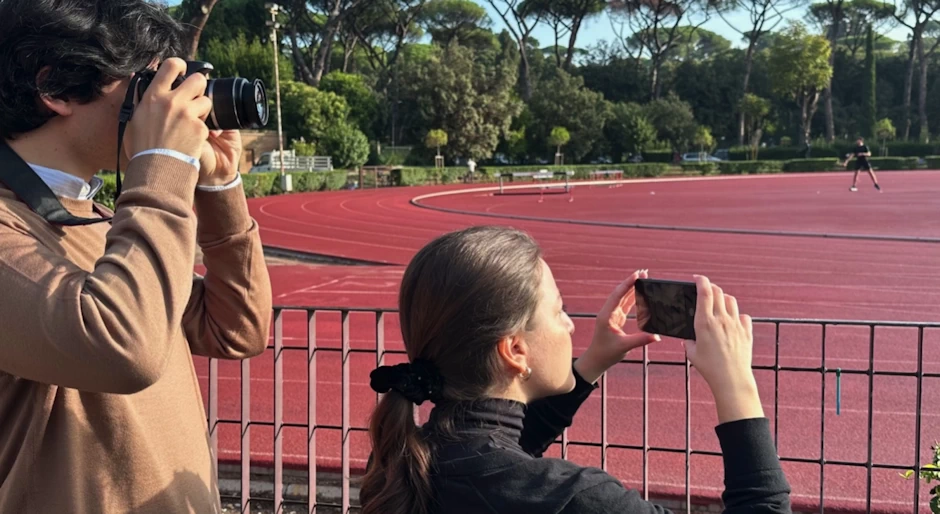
[369,358,444,405]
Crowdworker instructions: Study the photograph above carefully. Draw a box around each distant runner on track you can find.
[842,136,882,192]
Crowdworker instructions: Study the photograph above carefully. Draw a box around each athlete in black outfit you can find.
[843,137,882,192]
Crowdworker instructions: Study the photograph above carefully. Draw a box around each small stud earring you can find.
[520,366,532,381]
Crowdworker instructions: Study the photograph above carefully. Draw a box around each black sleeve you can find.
[559,418,789,514]
[717,418,792,513]
[562,478,674,513]
[520,366,598,457]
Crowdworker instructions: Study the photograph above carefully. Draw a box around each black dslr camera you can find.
[134,61,269,130]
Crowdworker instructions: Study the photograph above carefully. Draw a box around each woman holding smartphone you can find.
[361,226,791,514]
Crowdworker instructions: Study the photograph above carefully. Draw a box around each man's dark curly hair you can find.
[0,0,184,138]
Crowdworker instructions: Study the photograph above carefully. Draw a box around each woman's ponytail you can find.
[360,391,433,514]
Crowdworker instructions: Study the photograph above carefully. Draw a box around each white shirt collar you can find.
[27,163,103,201]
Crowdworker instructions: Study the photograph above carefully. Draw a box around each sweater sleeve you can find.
[559,419,789,514]
[0,155,199,394]
[181,181,272,359]
[717,418,792,513]
[520,366,598,457]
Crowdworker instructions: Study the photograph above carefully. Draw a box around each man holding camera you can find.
[0,1,272,512]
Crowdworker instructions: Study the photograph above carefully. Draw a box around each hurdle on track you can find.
[497,170,574,192]
[589,169,624,187]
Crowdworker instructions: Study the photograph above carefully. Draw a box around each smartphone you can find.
[634,278,697,340]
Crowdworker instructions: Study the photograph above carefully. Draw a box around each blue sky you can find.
[166,0,913,51]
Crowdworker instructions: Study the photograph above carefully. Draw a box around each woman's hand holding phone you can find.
[633,274,764,424]
[683,275,764,424]
[575,270,661,384]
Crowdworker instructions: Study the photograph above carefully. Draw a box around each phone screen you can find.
[634,278,697,341]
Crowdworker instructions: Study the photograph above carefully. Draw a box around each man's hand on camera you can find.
[198,130,242,186]
[126,58,211,161]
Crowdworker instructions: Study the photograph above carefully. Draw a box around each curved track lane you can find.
[201,172,940,512]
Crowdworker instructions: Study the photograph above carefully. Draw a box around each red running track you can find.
[195,171,940,512]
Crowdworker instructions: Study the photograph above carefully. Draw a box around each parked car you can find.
[681,153,722,163]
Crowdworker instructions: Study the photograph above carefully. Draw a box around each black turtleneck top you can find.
[422,368,791,513]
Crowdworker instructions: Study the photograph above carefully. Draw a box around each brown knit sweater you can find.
[0,155,273,513]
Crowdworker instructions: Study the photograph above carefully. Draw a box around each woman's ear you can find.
[496,334,529,377]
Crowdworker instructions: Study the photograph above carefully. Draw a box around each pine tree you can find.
[861,25,877,140]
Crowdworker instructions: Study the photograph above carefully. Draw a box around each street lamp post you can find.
[265,2,290,191]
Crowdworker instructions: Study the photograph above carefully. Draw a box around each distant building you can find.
[240,131,281,174]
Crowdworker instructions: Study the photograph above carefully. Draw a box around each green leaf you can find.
[901,470,915,479]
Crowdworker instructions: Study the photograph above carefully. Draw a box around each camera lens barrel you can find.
[133,68,269,131]
[205,77,269,131]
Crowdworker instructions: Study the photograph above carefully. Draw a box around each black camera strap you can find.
[114,73,145,202]
[0,140,111,226]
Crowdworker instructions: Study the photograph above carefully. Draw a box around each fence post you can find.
[308,310,318,514]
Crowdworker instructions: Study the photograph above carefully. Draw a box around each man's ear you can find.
[496,334,529,377]
[36,67,72,118]
[38,94,73,117]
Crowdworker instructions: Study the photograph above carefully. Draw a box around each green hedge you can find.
[867,157,919,170]
[92,170,348,208]
[392,163,670,186]
[242,171,348,197]
[926,156,940,169]
[391,167,479,186]
[717,161,785,175]
[680,162,718,175]
[94,173,118,210]
[642,150,674,163]
[779,157,919,172]
[781,159,842,172]
[730,142,940,161]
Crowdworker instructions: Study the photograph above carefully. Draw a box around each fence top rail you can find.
[272,305,940,328]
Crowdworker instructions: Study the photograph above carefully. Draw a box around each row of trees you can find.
[172,0,940,167]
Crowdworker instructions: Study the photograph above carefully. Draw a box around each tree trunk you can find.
[519,48,532,101]
[182,0,220,59]
[323,36,335,76]
[807,92,821,146]
[552,22,564,68]
[861,26,876,139]
[310,3,343,87]
[917,37,930,142]
[289,28,316,85]
[650,57,661,100]
[563,18,583,70]
[800,97,810,146]
[750,128,763,160]
[343,36,357,73]
[800,92,821,146]
[822,11,839,142]
[902,32,917,140]
[737,41,757,146]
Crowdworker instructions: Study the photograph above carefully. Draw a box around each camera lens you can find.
[205,78,269,130]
